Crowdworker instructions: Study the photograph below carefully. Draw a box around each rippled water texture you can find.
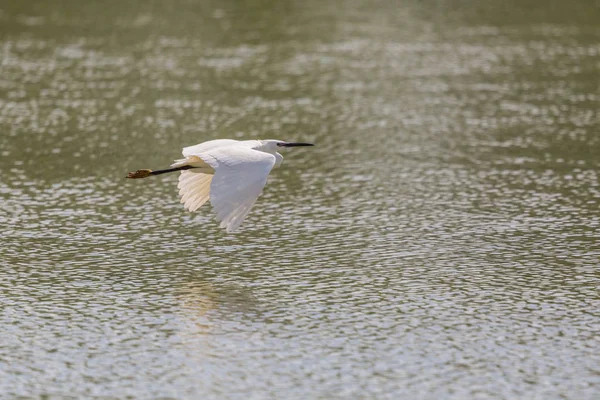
[1,0,599,398]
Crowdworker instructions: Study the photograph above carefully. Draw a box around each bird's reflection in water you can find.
[175,276,261,337]
[177,281,216,334]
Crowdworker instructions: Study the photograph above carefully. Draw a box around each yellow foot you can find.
[126,169,153,179]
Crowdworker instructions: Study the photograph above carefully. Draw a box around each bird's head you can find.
[257,139,314,154]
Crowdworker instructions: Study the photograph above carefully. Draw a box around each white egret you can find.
[126,139,314,232]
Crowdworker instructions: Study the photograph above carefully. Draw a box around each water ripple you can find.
[1,0,599,398]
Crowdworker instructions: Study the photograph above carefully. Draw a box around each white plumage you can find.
[127,139,314,233]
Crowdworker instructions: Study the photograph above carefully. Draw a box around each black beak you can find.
[277,142,314,147]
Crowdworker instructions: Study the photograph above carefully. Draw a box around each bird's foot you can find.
[126,169,153,179]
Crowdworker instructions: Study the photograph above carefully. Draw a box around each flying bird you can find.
[126,139,314,232]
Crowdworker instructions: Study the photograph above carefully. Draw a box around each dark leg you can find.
[126,165,198,179]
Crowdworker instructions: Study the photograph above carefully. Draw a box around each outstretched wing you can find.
[182,139,239,158]
[178,169,213,212]
[197,146,276,232]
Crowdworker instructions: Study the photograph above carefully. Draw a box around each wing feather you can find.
[178,170,213,212]
[176,141,275,232]
[182,139,239,158]
[197,146,276,232]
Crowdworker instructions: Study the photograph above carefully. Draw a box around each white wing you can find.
[175,141,243,213]
[182,139,239,158]
[184,145,275,232]
[173,154,215,212]
[178,169,213,212]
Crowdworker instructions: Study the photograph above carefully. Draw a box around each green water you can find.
[1,0,599,398]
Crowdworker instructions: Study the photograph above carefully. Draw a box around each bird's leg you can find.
[126,165,198,179]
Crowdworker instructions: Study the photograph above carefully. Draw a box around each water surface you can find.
[1,0,599,398]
